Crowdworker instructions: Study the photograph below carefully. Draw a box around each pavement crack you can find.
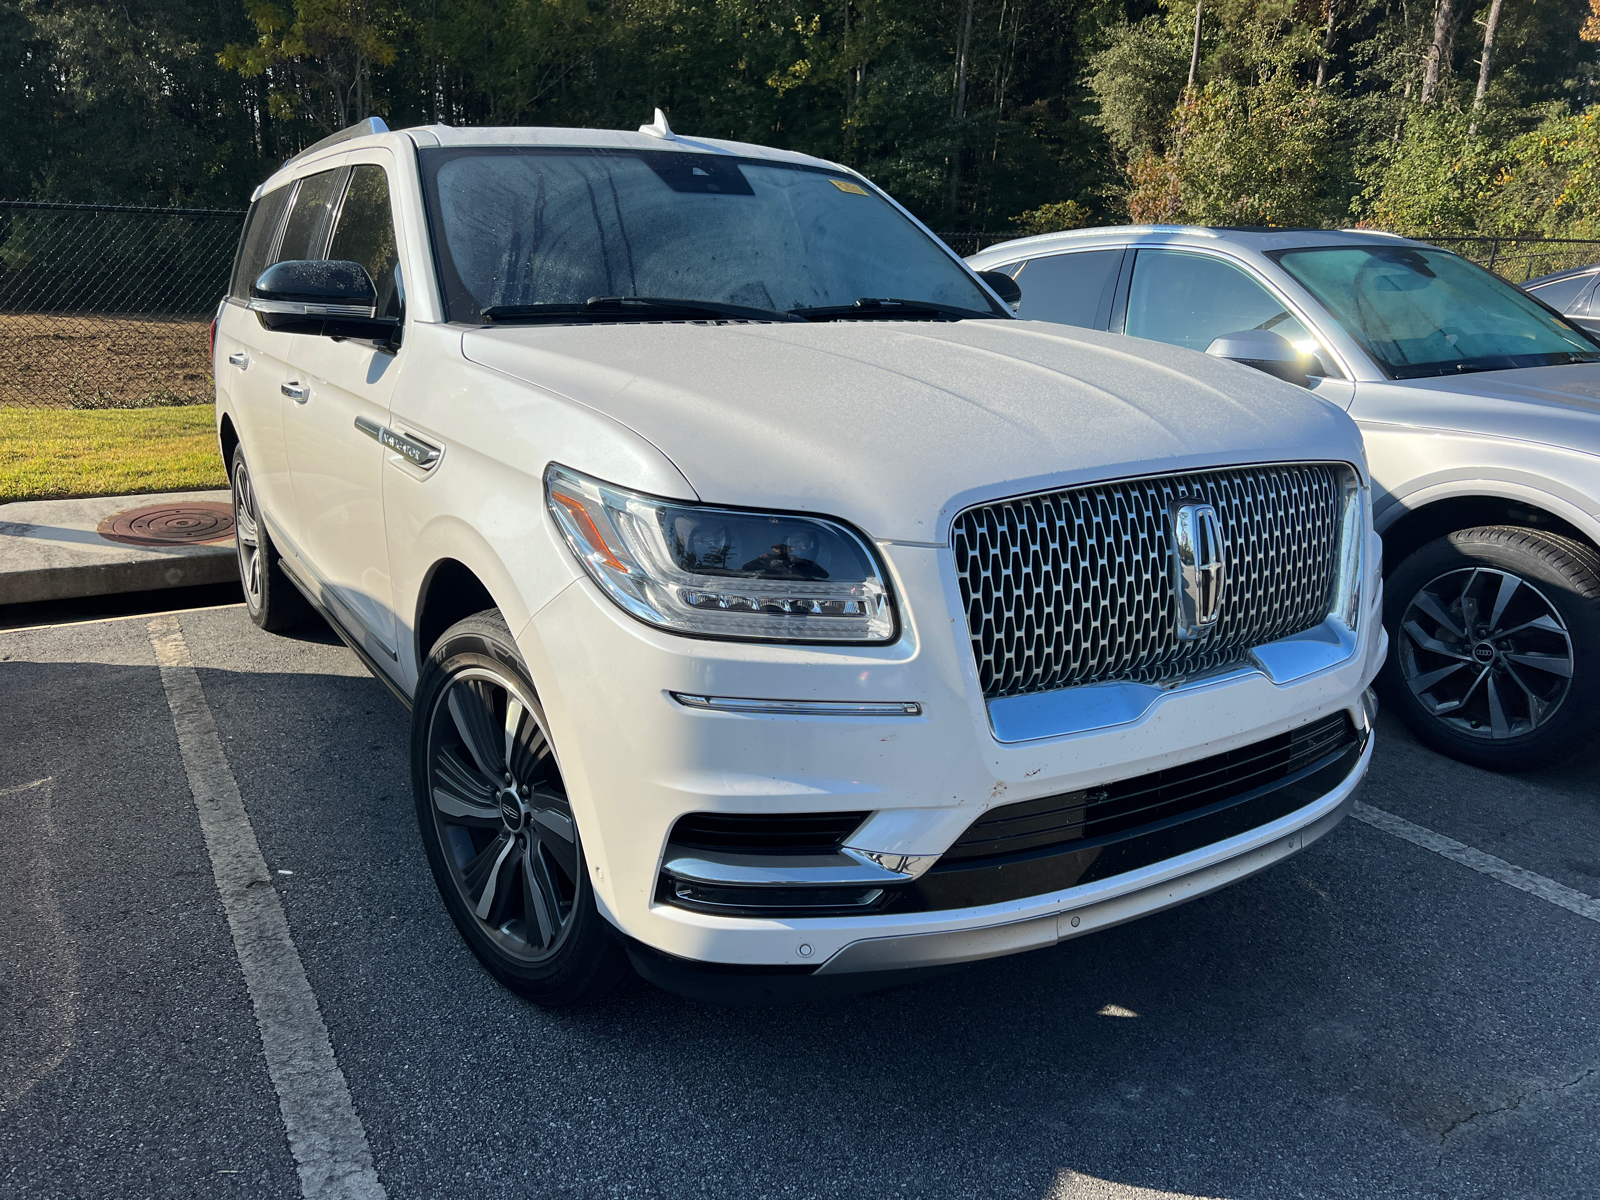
[1439,1065,1600,1147]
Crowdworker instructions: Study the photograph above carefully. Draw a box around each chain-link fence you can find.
[2,207,1598,410]
[1422,235,1600,284]
[0,201,244,409]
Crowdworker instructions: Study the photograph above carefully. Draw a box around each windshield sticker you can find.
[830,179,868,195]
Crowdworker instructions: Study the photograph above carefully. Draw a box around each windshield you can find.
[1270,245,1600,379]
[419,146,1000,323]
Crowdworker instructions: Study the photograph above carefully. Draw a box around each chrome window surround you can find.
[951,463,1367,743]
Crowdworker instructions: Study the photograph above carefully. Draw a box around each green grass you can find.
[0,405,227,503]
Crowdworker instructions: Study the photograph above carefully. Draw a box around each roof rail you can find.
[281,117,390,169]
[1338,228,1412,239]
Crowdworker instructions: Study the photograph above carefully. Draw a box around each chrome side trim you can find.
[670,694,921,717]
[248,297,377,319]
[662,851,912,888]
[354,416,442,470]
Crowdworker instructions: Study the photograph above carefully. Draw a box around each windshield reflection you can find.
[1272,246,1600,379]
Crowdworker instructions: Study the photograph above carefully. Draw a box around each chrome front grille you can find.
[952,463,1348,700]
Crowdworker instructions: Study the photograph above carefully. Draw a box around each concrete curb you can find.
[0,490,237,606]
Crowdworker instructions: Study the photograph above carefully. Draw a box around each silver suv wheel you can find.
[1397,566,1574,739]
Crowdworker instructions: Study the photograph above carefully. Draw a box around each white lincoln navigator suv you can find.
[213,115,1384,1005]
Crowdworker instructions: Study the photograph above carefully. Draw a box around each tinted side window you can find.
[1526,274,1591,314]
[329,165,402,319]
[275,168,346,264]
[1125,249,1311,351]
[1012,249,1121,328]
[230,185,292,298]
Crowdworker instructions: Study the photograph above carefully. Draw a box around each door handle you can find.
[228,352,249,369]
[281,382,309,403]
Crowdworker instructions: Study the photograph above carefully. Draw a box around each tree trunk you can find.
[1469,0,1505,135]
[1188,0,1203,90]
[952,0,974,120]
[949,0,976,216]
[1420,0,1465,105]
[1316,0,1338,87]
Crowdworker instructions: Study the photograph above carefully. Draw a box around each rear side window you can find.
[1011,249,1121,328]
[329,165,402,319]
[275,168,347,264]
[230,185,292,299]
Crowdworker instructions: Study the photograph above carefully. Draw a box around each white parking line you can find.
[148,615,386,1200]
[1353,801,1600,924]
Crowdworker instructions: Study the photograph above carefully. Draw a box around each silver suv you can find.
[971,227,1600,772]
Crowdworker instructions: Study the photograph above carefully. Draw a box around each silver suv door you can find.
[1118,246,1355,406]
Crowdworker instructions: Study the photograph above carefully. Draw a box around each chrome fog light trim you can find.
[1356,687,1379,734]
[840,846,939,879]
[671,694,921,717]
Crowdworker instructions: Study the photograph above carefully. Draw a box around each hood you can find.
[1359,363,1600,456]
[463,320,1364,542]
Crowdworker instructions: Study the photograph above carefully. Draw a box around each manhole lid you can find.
[98,502,235,547]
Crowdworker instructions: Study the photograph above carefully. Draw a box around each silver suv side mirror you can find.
[249,259,398,342]
[976,270,1022,311]
[1205,328,1314,387]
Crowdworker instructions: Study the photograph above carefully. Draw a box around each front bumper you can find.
[627,738,1365,1003]
[516,533,1386,980]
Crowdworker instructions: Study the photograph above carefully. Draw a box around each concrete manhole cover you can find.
[98,503,235,547]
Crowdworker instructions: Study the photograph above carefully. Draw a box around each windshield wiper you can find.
[791,297,994,322]
[481,296,800,324]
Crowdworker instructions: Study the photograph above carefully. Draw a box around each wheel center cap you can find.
[499,789,528,832]
[1472,641,1497,664]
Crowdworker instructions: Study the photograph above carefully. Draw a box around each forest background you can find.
[4,0,1600,238]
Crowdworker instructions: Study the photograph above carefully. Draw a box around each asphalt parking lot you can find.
[2,602,1597,1200]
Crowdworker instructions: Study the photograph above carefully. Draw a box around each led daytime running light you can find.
[544,464,896,643]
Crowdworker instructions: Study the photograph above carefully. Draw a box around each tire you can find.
[411,609,632,1005]
[1379,525,1600,772]
[231,444,314,633]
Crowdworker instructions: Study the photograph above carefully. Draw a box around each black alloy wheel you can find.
[231,444,312,632]
[411,610,631,1004]
[1381,526,1600,772]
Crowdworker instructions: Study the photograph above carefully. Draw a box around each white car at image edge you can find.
[213,115,1383,1005]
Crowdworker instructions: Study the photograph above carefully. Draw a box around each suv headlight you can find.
[545,464,896,643]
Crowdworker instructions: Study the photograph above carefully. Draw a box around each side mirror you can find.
[1205,328,1315,387]
[977,269,1022,310]
[250,260,396,340]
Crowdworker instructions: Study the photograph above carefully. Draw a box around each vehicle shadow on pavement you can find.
[3,644,1597,1200]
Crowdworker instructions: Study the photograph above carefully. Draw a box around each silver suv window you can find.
[1010,249,1121,328]
[1125,248,1312,351]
